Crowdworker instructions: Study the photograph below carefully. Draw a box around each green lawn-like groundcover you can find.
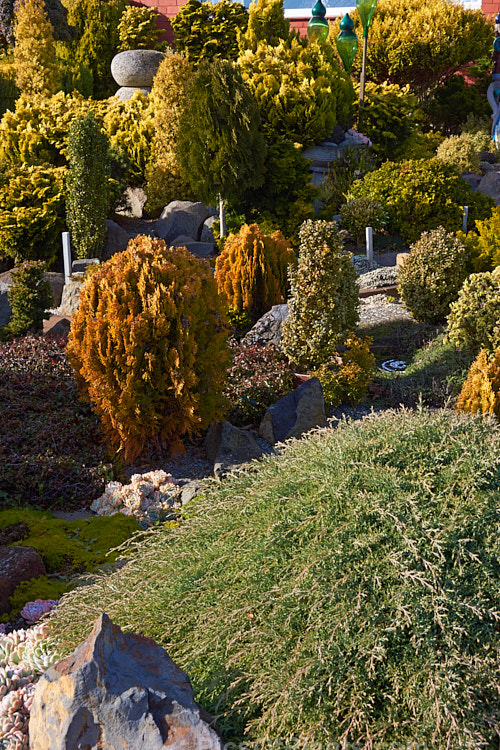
[47,408,500,748]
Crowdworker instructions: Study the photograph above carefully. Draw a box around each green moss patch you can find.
[0,508,141,621]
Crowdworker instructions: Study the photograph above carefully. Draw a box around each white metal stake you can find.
[463,205,469,233]
[366,226,373,262]
[62,232,71,284]
[219,195,226,238]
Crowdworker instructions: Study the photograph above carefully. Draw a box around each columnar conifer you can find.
[13,0,61,96]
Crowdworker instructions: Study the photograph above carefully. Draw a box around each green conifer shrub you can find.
[312,333,375,407]
[13,0,61,97]
[456,206,500,273]
[172,0,248,65]
[0,92,107,167]
[66,112,111,261]
[177,58,266,209]
[460,114,495,152]
[0,164,65,266]
[238,37,354,149]
[340,198,389,248]
[244,137,317,242]
[145,51,194,215]
[436,132,481,174]
[104,93,155,187]
[281,219,359,368]
[66,235,231,462]
[352,81,424,162]
[0,261,53,339]
[349,158,493,242]
[117,5,162,51]
[398,227,468,323]
[0,69,18,116]
[61,0,126,98]
[238,0,293,53]
[446,267,500,354]
[424,74,491,134]
[215,223,296,319]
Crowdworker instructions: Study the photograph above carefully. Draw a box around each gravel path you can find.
[358,293,413,328]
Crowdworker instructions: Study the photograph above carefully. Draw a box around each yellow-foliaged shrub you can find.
[66,236,231,462]
[215,223,296,319]
[456,348,500,419]
[146,52,194,215]
[13,0,61,97]
[313,334,376,408]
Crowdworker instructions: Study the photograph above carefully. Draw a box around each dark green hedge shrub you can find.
[1,260,53,339]
[66,112,111,260]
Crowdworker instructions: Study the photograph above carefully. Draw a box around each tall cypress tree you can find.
[13,0,61,96]
[66,112,110,261]
[177,58,266,211]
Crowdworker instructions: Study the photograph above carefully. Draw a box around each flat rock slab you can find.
[29,613,224,750]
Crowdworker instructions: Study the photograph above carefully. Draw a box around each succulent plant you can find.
[91,470,179,528]
[0,623,61,749]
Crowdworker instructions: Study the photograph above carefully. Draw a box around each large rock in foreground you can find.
[259,377,327,445]
[29,613,224,750]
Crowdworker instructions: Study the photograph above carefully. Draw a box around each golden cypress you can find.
[215,223,296,320]
[13,0,61,97]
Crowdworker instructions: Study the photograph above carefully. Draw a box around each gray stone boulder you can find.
[242,304,289,349]
[479,151,497,164]
[116,186,148,218]
[71,258,99,275]
[205,420,266,477]
[0,546,46,614]
[170,235,216,257]
[462,171,482,191]
[44,272,65,307]
[29,613,223,750]
[259,377,327,446]
[103,219,131,260]
[478,169,500,204]
[111,50,165,88]
[156,201,209,245]
[201,215,217,244]
[115,85,151,100]
[56,278,83,317]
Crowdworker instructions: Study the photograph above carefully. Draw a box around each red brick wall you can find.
[483,1,498,15]
[290,18,309,36]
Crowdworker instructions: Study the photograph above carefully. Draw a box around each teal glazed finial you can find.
[336,13,358,73]
[307,0,329,44]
